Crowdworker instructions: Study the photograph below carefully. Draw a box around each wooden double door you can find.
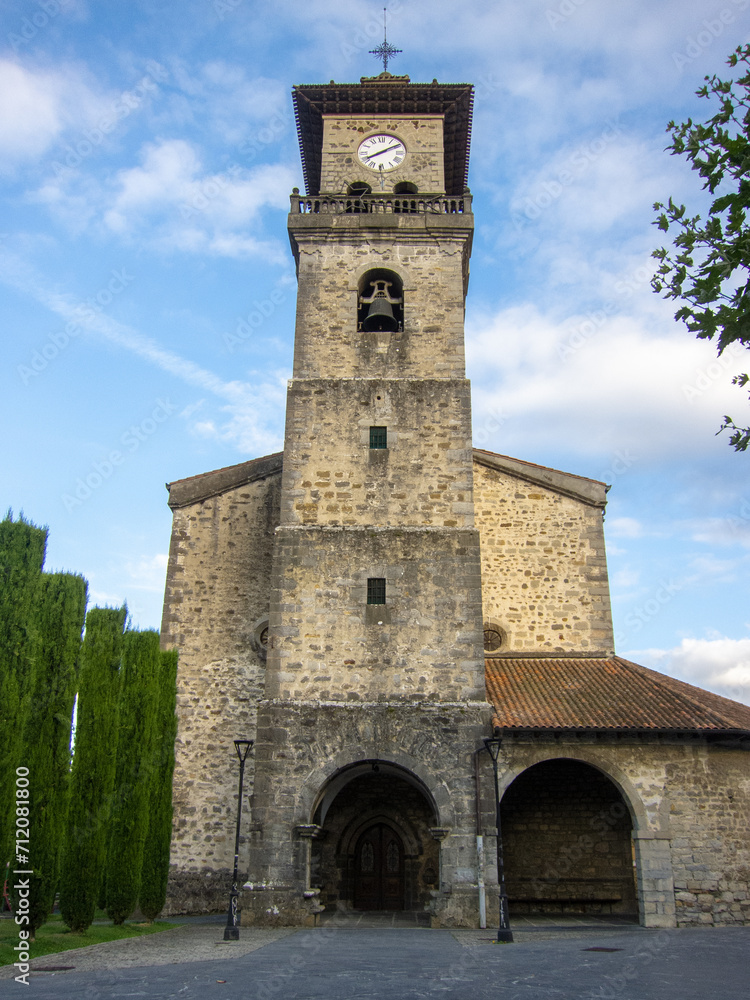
[353,823,405,911]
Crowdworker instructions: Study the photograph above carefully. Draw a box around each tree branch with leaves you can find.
[652,44,750,452]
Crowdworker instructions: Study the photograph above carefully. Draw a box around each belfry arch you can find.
[309,761,441,913]
[499,758,639,920]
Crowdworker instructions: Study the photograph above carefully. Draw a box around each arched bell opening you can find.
[357,269,403,334]
[392,181,418,213]
[500,758,639,920]
[310,760,439,913]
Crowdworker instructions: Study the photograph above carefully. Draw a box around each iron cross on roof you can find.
[369,7,402,73]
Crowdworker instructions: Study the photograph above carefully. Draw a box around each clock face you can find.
[357,134,406,171]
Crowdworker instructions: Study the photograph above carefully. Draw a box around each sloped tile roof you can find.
[485,656,750,733]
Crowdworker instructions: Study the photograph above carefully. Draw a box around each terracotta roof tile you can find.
[485,656,750,732]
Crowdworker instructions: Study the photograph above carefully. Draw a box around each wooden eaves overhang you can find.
[292,78,474,196]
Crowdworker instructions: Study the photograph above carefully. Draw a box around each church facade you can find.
[160,74,750,929]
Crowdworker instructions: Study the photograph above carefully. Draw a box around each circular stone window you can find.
[483,623,506,653]
[251,616,270,661]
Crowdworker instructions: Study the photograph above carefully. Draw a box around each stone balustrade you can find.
[290,192,472,216]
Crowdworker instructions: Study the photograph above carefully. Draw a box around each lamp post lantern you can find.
[223,738,254,941]
[483,729,514,943]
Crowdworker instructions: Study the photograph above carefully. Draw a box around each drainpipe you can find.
[474,749,487,929]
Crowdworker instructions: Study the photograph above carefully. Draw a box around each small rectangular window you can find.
[369,426,387,449]
[367,578,386,605]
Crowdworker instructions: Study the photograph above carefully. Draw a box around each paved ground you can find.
[1,915,747,999]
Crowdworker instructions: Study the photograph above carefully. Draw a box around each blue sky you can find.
[2,0,749,704]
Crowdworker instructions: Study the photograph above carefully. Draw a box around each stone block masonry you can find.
[474,457,614,654]
[281,378,474,528]
[266,525,485,703]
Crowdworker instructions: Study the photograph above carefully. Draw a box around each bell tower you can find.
[243,73,493,927]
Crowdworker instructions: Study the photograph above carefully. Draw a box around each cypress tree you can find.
[139,648,178,921]
[0,514,47,877]
[20,572,87,937]
[59,606,126,932]
[104,630,160,924]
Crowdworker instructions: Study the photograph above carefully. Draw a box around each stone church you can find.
[160,73,750,929]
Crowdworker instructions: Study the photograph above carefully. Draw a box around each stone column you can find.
[634,835,677,927]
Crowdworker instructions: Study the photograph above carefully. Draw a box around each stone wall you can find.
[265,525,485,703]
[289,229,471,381]
[473,458,614,654]
[320,115,445,194]
[281,378,474,527]
[161,468,280,913]
[665,744,750,926]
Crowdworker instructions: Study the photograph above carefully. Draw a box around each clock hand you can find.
[363,143,401,163]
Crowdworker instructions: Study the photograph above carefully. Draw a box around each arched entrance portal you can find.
[501,759,638,919]
[311,762,439,913]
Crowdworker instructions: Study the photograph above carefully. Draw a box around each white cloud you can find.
[167,62,289,144]
[0,60,64,164]
[0,58,126,172]
[34,136,295,259]
[607,517,644,539]
[467,301,744,465]
[123,552,169,592]
[688,505,750,548]
[611,567,641,590]
[99,140,294,256]
[104,139,202,230]
[630,636,750,706]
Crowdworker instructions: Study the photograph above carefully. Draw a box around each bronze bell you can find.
[360,279,401,333]
[363,294,397,332]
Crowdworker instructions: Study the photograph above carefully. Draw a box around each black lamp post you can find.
[223,739,254,941]
[483,729,514,943]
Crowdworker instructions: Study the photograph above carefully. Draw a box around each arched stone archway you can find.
[500,758,638,919]
[310,761,440,912]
